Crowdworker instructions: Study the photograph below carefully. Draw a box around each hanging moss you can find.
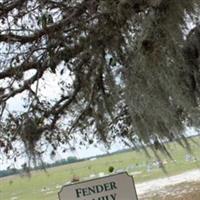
[125,1,200,144]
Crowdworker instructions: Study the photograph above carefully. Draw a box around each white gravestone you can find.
[58,172,138,200]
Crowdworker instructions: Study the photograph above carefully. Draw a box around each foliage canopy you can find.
[0,0,200,165]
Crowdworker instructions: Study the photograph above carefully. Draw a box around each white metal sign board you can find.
[58,172,138,200]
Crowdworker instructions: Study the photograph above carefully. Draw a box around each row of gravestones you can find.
[42,155,200,196]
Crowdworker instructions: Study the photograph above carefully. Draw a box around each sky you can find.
[1,65,199,170]
[1,15,200,170]
[0,68,128,170]
[0,138,126,170]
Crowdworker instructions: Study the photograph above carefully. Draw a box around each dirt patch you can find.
[139,181,200,200]
[136,169,200,200]
[136,170,200,194]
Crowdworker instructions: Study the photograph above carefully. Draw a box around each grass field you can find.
[0,136,200,200]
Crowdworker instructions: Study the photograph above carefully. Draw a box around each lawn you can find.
[0,136,200,200]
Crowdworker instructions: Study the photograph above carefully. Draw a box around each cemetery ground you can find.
[0,136,200,200]
[139,178,200,200]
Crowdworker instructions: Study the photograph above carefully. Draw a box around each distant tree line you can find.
[0,156,78,178]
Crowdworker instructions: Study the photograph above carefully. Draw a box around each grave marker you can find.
[58,172,138,200]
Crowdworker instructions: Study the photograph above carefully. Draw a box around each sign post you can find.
[58,172,138,200]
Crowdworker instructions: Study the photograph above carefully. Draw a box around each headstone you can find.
[58,172,138,200]
[98,172,105,177]
[56,185,62,189]
[90,174,96,178]
[115,169,125,173]
[146,163,153,172]
[130,171,142,176]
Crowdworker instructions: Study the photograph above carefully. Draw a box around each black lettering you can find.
[110,182,117,190]
[75,182,117,199]
[105,195,109,200]
[82,188,89,196]
[96,185,104,193]
[88,186,96,194]
[110,193,117,200]
[104,183,111,191]
[75,188,82,198]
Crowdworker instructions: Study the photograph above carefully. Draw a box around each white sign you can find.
[58,172,138,200]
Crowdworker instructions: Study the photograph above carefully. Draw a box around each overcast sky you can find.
[0,67,128,170]
[1,16,199,171]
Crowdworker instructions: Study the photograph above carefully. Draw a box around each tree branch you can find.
[0,0,27,17]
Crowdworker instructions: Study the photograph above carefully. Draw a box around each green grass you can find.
[0,136,200,200]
